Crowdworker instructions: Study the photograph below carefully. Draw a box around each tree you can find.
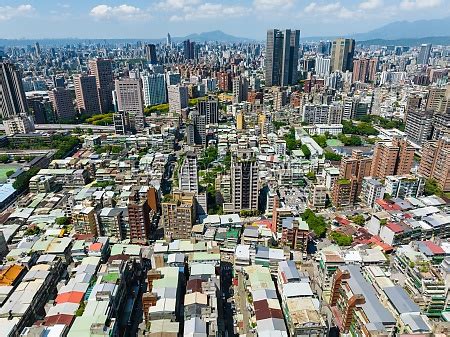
[330,231,353,246]
[56,216,70,227]
[312,135,327,148]
[324,151,342,161]
[301,144,311,159]
[351,214,365,226]
[284,128,301,153]
[302,209,328,238]
[12,167,40,192]
[0,154,9,163]
[5,170,15,178]
[424,179,443,197]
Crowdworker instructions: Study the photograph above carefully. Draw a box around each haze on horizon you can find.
[0,0,449,39]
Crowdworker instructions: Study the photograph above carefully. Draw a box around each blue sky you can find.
[0,0,449,39]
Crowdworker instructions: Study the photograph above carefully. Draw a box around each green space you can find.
[301,209,328,238]
[284,128,301,154]
[85,113,113,126]
[326,139,343,147]
[0,164,20,183]
[330,231,353,246]
[144,103,169,115]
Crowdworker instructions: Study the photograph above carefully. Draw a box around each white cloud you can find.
[399,0,442,10]
[304,2,355,19]
[358,0,383,10]
[157,0,201,10]
[90,4,150,20]
[170,2,248,21]
[253,0,294,11]
[0,4,35,21]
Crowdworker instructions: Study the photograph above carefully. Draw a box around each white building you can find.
[385,175,425,199]
[361,177,385,208]
[3,114,35,135]
[168,85,188,114]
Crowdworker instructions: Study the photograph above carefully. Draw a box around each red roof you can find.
[232,278,238,286]
[253,300,284,320]
[369,236,394,253]
[55,291,84,304]
[424,241,445,255]
[43,314,74,327]
[376,199,401,211]
[386,222,404,234]
[89,242,103,252]
[335,216,351,226]
[73,234,95,241]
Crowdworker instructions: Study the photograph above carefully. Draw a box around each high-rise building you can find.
[417,43,432,65]
[113,110,130,135]
[73,74,101,115]
[192,111,206,146]
[315,55,331,77]
[404,110,434,146]
[370,139,415,178]
[352,58,369,83]
[128,189,151,243]
[142,73,167,106]
[162,191,196,239]
[179,152,198,192]
[0,62,28,119]
[166,33,172,47]
[166,71,181,86]
[332,150,371,207]
[89,58,114,113]
[330,38,355,72]
[425,87,446,112]
[265,29,300,87]
[217,71,232,92]
[418,138,450,192]
[183,39,196,60]
[198,98,219,124]
[48,87,76,121]
[367,58,378,83]
[144,44,157,64]
[115,78,145,132]
[232,76,248,103]
[230,149,259,212]
[168,85,188,114]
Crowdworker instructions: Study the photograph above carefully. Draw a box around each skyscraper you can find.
[417,43,432,65]
[0,62,28,119]
[89,58,114,113]
[183,39,196,60]
[330,38,355,72]
[142,73,167,106]
[418,137,450,192]
[179,152,199,192]
[166,33,172,47]
[198,98,219,124]
[168,85,188,114]
[352,58,369,83]
[48,87,76,122]
[73,74,101,115]
[265,29,300,87]
[230,149,259,212]
[232,75,248,103]
[115,78,145,132]
[144,44,157,65]
[370,139,415,178]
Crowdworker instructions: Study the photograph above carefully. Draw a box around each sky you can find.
[0,0,449,39]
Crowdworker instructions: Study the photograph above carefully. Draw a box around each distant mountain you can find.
[359,36,450,47]
[173,30,254,43]
[352,16,450,40]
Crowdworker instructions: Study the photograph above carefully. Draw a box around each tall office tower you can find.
[217,71,232,92]
[370,139,415,178]
[183,39,196,60]
[198,98,219,124]
[142,73,167,106]
[368,58,378,82]
[115,78,145,132]
[330,38,355,72]
[166,33,172,47]
[332,150,372,207]
[192,111,206,146]
[166,71,181,86]
[417,43,432,65]
[127,189,151,243]
[406,94,423,115]
[161,190,196,239]
[48,87,76,121]
[426,87,446,112]
[265,29,300,86]
[179,152,199,192]
[318,41,332,55]
[231,149,259,212]
[315,55,331,77]
[168,85,188,114]
[73,74,101,115]
[232,75,248,103]
[0,62,28,119]
[89,58,114,113]
[34,42,41,57]
[405,110,434,146]
[144,44,157,64]
[419,138,450,192]
[113,110,130,135]
[352,58,369,83]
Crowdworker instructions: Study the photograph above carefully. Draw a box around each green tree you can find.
[284,128,301,153]
[351,214,365,226]
[12,167,40,192]
[0,154,9,163]
[56,216,70,227]
[302,209,328,237]
[424,179,443,196]
[5,170,15,178]
[330,231,353,246]
[324,151,342,161]
[301,144,311,159]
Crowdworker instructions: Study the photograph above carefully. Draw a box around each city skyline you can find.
[0,0,449,39]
